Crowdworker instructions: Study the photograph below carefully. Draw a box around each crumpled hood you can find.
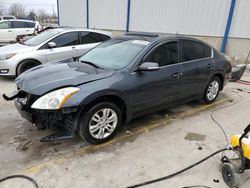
[16,62,114,95]
[0,43,34,54]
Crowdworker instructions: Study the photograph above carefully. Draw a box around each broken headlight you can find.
[31,87,80,110]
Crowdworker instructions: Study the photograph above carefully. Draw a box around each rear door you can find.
[0,21,12,43]
[131,41,184,113]
[11,21,35,39]
[180,39,214,97]
[75,32,111,57]
[43,32,79,62]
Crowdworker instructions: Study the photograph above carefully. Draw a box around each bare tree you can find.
[8,3,26,17]
[27,10,37,20]
[37,9,48,23]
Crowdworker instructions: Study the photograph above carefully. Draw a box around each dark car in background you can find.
[5,32,232,144]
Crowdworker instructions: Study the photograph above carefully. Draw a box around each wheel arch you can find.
[16,58,42,75]
[81,94,128,124]
[212,72,224,90]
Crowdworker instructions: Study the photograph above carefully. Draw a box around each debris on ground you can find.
[13,134,32,152]
[213,179,220,183]
[16,140,32,151]
[125,130,133,135]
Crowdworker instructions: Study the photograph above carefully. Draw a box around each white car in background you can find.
[0,19,40,45]
[0,15,16,20]
[0,28,112,76]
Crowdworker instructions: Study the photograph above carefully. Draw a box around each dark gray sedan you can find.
[4,32,232,144]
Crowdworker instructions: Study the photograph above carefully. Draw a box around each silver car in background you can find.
[0,28,112,76]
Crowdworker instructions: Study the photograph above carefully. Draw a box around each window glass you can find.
[99,33,110,41]
[81,32,98,44]
[204,45,212,57]
[79,39,148,70]
[81,32,110,44]
[145,42,178,67]
[51,32,78,47]
[24,30,60,46]
[27,22,35,28]
[3,17,15,20]
[181,40,211,61]
[0,21,11,29]
[12,21,27,28]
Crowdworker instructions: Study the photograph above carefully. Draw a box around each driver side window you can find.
[49,32,78,48]
[144,42,179,67]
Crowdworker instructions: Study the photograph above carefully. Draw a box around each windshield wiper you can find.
[80,60,104,69]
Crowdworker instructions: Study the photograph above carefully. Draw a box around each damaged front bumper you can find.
[4,90,80,142]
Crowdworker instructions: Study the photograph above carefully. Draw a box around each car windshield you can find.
[24,30,60,46]
[79,39,149,70]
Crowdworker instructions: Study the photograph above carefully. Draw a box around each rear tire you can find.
[78,102,122,144]
[202,76,221,104]
[17,60,40,76]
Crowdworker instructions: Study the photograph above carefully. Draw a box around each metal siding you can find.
[89,0,127,30]
[130,0,230,37]
[229,0,250,38]
[59,0,86,27]
[58,0,250,39]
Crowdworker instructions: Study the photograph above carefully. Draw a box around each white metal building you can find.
[58,0,250,63]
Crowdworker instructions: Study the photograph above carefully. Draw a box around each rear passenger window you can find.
[204,45,212,57]
[80,32,110,44]
[181,40,211,62]
[145,42,179,67]
[12,21,27,28]
[27,22,35,28]
[98,33,110,41]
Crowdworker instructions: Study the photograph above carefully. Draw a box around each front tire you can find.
[203,76,221,104]
[78,102,122,144]
[17,60,40,76]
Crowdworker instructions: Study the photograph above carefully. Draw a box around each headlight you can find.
[0,53,17,60]
[31,87,80,110]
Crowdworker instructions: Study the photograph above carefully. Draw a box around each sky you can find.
[1,0,58,15]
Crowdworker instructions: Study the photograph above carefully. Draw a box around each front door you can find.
[131,41,184,114]
[45,32,79,63]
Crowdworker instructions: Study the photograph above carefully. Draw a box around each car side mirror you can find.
[73,56,80,62]
[137,62,160,72]
[48,42,56,48]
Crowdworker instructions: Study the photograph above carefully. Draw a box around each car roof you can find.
[0,19,35,23]
[114,32,177,43]
[116,32,212,47]
[52,27,112,37]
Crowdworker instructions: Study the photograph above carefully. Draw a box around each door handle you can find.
[8,30,12,32]
[207,63,213,69]
[72,46,76,49]
[172,72,183,78]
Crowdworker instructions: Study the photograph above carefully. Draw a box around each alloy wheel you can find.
[207,80,219,101]
[88,108,118,139]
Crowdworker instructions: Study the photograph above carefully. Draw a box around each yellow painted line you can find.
[20,98,229,175]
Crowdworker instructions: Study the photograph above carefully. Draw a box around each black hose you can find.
[127,148,230,188]
[0,174,39,188]
[182,186,211,188]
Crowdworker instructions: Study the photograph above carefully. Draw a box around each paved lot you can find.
[1,73,250,188]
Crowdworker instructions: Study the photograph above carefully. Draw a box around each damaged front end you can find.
[3,90,80,142]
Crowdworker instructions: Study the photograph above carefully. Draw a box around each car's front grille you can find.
[26,94,39,106]
[16,90,39,106]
